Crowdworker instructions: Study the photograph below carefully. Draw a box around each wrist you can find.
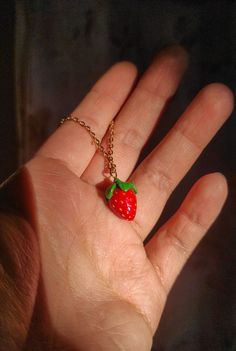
[54,299,153,351]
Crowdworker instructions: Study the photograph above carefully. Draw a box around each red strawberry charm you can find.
[105,178,137,220]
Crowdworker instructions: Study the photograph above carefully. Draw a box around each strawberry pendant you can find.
[105,178,138,220]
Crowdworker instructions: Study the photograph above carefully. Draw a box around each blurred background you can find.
[1,1,235,350]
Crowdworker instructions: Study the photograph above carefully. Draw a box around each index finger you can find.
[36,62,137,177]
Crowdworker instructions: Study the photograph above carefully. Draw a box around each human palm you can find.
[27,156,160,350]
[1,46,233,351]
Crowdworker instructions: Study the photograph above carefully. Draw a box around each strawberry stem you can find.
[115,178,138,194]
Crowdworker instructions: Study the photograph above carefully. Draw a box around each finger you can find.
[36,62,137,177]
[145,172,228,295]
[81,46,188,184]
[131,83,234,239]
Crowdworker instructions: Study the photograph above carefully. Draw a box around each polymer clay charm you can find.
[105,178,137,221]
[60,117,138,221]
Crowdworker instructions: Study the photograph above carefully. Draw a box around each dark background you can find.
[1,1,236,350]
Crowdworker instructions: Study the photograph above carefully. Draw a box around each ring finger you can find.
[130,83,234,240]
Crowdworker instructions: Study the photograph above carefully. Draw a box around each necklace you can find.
[60,115,138,221]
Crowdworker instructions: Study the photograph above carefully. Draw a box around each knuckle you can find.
[179,207,207,232]
[90,86,120,105]
[164,227,189,259]
[141,164,174,195]
[117,127,144,151]
[173,125,202,153]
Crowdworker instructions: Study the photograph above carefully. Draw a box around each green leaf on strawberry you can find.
[105,183,117,200]
[114,178,138,194]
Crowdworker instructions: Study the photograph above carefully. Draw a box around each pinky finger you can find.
[145,172,228,295]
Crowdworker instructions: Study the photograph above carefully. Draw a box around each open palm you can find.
[22,47,233,350]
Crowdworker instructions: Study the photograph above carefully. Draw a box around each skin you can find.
[0,46,234,351]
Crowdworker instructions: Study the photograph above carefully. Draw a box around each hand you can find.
[0,46,233,351]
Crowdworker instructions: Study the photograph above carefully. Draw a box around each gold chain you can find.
[60,115,117,179]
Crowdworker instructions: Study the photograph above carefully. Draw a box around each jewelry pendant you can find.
[60,117,138,221]
[105,178,137,221]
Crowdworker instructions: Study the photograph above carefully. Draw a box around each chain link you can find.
[60,115,117,179]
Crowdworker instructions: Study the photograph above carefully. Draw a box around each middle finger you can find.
[81,46,188,184]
